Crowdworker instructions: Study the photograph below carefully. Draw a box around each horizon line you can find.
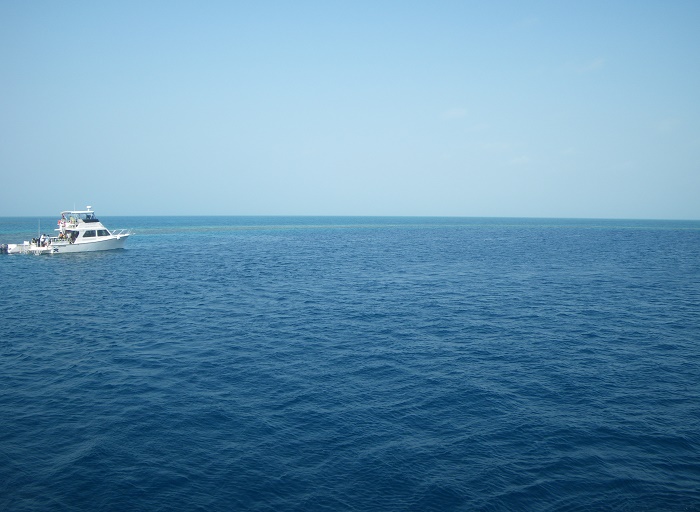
[1,213,699,222]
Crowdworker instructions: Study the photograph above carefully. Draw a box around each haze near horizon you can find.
[1,1,699,219]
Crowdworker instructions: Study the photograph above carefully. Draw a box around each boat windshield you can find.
[61,210,99,223]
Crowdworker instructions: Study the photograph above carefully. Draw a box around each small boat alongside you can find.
[2,206,132,255]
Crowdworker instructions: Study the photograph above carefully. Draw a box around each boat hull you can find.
[48,235,129,254]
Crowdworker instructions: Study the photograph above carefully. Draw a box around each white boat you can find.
[2,206,132,255]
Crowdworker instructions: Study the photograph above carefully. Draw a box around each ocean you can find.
[1,216,699,511]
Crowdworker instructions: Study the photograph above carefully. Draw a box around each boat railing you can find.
[111,229,133,237]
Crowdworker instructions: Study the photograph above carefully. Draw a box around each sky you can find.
[1,1,699,219]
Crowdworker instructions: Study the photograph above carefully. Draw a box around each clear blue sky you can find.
[1,1,699,218]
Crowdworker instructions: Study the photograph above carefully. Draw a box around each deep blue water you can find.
[1,216,699,511]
